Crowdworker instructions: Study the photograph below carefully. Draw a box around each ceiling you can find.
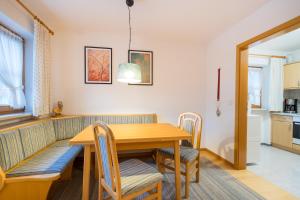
[22,0,269,43]
[252,28,300,52]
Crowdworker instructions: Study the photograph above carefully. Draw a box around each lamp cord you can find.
[128,6,132,51]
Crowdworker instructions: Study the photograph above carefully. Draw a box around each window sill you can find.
[0,112,32,121]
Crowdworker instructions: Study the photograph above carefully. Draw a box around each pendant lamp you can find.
[117,0,141,83]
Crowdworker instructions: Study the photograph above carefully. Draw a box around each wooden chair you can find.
[156,112,202,199]
[93,121,163,200]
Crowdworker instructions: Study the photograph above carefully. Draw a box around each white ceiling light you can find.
[117,0,141,84]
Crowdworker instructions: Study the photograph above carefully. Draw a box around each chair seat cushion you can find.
[120,159,163,196]
[6,143,82,178]
[159,146,199,162]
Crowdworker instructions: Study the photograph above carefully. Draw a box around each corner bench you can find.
[0,113,157,200]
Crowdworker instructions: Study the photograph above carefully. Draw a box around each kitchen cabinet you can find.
[293,144,300,152]
[284,62,300,89]
[271,115,293,149]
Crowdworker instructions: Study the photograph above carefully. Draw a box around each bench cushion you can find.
[50,139,70,147]
[19,121,56,158]
[120,159,163,196]
[83,114,157,127]
[6,143,82,178]
[0,130,25,171]
[159,146,199,162]
[53,117,84,140]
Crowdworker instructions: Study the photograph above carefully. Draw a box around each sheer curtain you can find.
[248,67,262,107]
[269,57,285,111]
[32,20,51,116]
[0,26,26,109]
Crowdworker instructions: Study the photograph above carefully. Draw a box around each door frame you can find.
[234,16,300,170]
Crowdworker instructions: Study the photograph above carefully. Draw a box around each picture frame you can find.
[84,46,112,84]
[128,50,153,85]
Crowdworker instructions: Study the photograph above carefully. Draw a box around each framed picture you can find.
[128,50,153,85]
[85,46,112,84]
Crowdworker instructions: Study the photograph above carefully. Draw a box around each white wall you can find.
[51,30,206,126]
[204,0,300,163]
[287,49,300,63]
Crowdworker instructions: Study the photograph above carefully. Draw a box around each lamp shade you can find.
[117,63,142,83]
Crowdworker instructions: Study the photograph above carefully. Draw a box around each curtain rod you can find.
[16,0,54,35]
[249,53,286,59]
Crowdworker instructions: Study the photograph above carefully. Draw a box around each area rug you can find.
[48,157,265,200]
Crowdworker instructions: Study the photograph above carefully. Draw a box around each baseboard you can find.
[272,143,300,155]
[261,143,271,146]
[200,148,234,168]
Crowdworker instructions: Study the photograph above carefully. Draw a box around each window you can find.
[0,25,26,114]
[248,66,262,108]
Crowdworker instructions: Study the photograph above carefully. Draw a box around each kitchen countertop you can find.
[271,112,300,117]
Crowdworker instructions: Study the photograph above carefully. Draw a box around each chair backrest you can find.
[93,121,121,199]
[178,112,202,149]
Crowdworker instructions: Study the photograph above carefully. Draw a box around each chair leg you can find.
[98,182,103,200]
[185,162,190,199]
[95,153,99,180]
[156,151,161,171]
[157,181,162,200]
[160,156,166,173]
[196,156,200,183]
[156,151,165,173]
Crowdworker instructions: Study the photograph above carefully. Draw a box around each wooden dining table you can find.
[69,123,191,200]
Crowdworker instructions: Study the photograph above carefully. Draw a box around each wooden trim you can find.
[0,117,50,133]
[15,0,54,35]
[237,16,300,49]
[249,53,287,59]
[284,61,300,66]
[200,148,234,168]
[4,173,60,183]
[0,108,25,115]
[235,16,300,170]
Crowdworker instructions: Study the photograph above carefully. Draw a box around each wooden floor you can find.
[200,150,298,200]
[48,150,298,200]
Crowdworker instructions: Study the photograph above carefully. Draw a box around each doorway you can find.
[234,16,300,170]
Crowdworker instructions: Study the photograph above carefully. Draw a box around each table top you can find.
[69,123,191,145]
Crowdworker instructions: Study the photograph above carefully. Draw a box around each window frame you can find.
[0,23,26,115]
[248,66,263,109]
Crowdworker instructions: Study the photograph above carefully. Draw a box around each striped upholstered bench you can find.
[0,117,84,200]
[0,113,157,200]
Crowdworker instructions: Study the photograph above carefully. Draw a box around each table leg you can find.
[82,145,91,200]
[174,141,181,200]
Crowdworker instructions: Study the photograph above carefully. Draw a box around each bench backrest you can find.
[19,120,56,158]
[0,130,25,171]
[52,116,84,140]
[83,114,157,127]
[0,113,157,172]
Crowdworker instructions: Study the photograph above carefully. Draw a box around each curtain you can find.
[32,20,51,116]
[268,58,285,111]
[0,26,26,109]
[248,67,262,106]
